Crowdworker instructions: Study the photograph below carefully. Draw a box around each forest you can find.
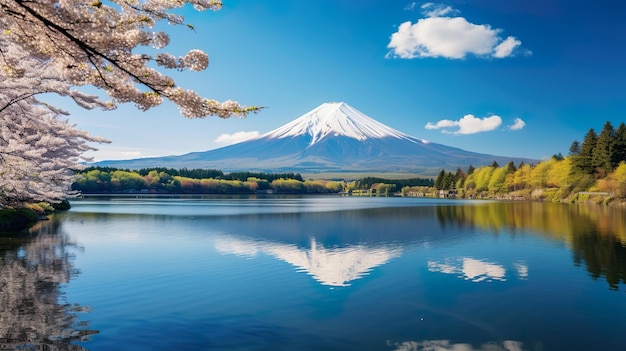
[71,168,433,195]
[415,121,626,204]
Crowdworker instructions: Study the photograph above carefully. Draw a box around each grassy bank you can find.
[0,208,40,231]
[0,201,70,232]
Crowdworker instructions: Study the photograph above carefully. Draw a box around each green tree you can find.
[110,170,147,191]
[373,183,396,196]
[464,171,477,192]
[552,153,564,161]
[145,170,161,187]
[303,180,326,193]
[247,177,270,190]
[505,161,517,173]
[612,122,626,167]
[592,121,615,176]
[455,167,466,179]
[474,166,495,192]
[573,128,598,174]
[530,160,552,188]
[455,167,466,188]
[488,166,510,194]
[440,172,455,190]
[613,162,626,197]
[271,178,306,193]
[512,163,533,191]
[467,164,475,176]
[434,169,446,190]
[569,140,581,156]
[547,157,574,190]
[74,169,111,192]
[325,181,344,193]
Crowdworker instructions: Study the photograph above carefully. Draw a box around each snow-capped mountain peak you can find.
[262,102,426,146]
[95,102,535,173]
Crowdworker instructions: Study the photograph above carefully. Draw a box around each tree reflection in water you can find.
[0,219,96,350]
[436,202,626,291]
[571,230,626,290]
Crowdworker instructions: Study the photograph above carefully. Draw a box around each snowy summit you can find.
[263,102,427,146]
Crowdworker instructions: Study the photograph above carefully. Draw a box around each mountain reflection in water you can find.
[215,236,401,286]
[0,220,96,350]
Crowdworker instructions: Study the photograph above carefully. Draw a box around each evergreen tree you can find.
[573,128,598,174]
[592,121,615,175]
[455,167,466,188]
[442,172,457,190]
[506,161,517,173]
[491,160,500,168]
[612,122,626,166]
[467,164,475,175]
[455,167,466,179]
[569,140,581,156]
[434,169,445,190]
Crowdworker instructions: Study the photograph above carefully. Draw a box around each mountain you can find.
[96,102,535,174]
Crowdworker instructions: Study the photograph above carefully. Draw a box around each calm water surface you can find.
[1,196,625,350]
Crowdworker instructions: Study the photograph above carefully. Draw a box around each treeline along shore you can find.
[418,121,626,205]
[71,167,434,195]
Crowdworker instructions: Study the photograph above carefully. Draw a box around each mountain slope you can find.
[96,102,535,174]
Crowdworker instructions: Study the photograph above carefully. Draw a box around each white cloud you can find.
[509,117,526,130]
[424,119,459,130]
[425,114,502,134]
[120,151,143,158]
[85,147,151,161]
[404,2,418,11]
[387,4,527,59]
[214,131,260,145]
[493,36,522,58]
[421,3,457,17]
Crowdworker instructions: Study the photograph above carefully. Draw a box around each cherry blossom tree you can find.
[0,34,110,206]
[0,99,109,207]
[0,1,260,206]
[0,0,260,118]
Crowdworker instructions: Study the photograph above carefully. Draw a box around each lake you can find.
[1,196,625,350]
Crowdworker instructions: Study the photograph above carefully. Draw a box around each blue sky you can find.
[65,0,626,162]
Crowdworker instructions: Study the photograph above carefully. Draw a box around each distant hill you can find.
[95,102,535,174]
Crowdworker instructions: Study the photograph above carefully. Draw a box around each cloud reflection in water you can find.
[390,339,524,351]
[428,258,528,282]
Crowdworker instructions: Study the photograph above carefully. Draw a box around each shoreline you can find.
[2,193,624,233]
